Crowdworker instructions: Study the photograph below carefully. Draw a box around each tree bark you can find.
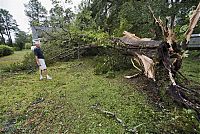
[0,32,5,44]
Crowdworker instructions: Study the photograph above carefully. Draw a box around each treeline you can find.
[0,8,31,51]
[24,0,200,45]
[3,0,199,71]
[13,0,199,68]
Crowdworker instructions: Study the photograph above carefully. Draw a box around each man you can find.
[34,42,52,80]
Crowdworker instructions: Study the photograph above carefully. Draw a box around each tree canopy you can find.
[0,8,18,45]
[24,0,48,26]
[76,0,200,38]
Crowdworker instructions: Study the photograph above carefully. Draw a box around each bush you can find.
[21,52,37,71]
[94,48,132,75]
[2,52,36,72]
[25,43,32,49]
[1,42,56,73]
[13,46,21,51]
[0,45,14,57]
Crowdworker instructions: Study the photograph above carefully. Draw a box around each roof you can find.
[191,34,200,37]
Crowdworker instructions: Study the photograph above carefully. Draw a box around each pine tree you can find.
[24,0,47,26]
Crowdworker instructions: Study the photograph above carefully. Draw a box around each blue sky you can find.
[0,0,82,33]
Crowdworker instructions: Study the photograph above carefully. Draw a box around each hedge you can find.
[0,45,14,57]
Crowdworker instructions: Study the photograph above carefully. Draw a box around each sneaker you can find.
[40,76,43,80]
[46,75,52,80]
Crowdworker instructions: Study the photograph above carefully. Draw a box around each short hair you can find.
[34,42,40,45]
[33,39,40,45]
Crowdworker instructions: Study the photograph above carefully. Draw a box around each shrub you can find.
[94,48,132,75]
[1,42,56,73]
[13,46,21,51]
[2,52,36,72]
[0,45,14,57]
[25,43,32,49]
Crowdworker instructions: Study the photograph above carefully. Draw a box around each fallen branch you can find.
[124,73,141,79]
[148,6,168,40]
[91,104,145,133]
[185,2,200,45]
[131,58,142,72]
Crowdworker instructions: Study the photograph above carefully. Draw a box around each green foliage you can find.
[94,49,132,75]
[0,50,30,71]
[14,31,29,50]
[2,52,36,72]
[21,52,36,70]
[13,46,22,51]
[49,0,74,28]
[25,43,32,49]
[75,10,96,30]
[79,30,110,46]
[0,8,18,45]
[24,0,47,26]
[180,50,200,82]
[174,25,187,43]
[85,0,167,37]
[0,45,14,57]
[40,24,111,64]
[77,0,200,39]
[41,42,69,64]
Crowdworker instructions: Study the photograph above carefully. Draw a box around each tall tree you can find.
[49,0,74,29]
[24,0,47,26]
[0,9,18,45]
[84,0,199,38]
[0,14,6,44]
[15,30,28,50]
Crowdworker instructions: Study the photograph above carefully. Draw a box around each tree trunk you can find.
[5,28,12,45]
[0,32,5,44]
[5,18,12,45]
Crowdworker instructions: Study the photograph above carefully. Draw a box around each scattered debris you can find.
[31,97,45,105]
[91,104,145,134]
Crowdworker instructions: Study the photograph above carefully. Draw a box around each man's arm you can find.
[35,56,41,66]
[34,49,41,66]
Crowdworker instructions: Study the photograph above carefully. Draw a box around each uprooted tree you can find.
[114,3,200,115]
[22,0,200,116]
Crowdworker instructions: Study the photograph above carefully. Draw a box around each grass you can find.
[0,50,30,70]
[0,51,200,133]
[180,50,200,82]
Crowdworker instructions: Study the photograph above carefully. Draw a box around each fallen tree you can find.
[25,2,200,117]
[113,3,200,116]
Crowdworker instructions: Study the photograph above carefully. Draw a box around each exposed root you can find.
[169,85,200,116]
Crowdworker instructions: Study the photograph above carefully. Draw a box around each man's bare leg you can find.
[39,69,43,80]
[43,69,52,80]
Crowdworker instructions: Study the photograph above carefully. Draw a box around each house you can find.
[188,34,200,49]
[31,26,53,43]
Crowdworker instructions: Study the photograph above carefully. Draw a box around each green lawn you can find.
[0,51,200,133]
[180,51,200,82]
[0,50,31,70]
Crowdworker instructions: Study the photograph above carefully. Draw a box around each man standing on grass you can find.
[34,41,52,80]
